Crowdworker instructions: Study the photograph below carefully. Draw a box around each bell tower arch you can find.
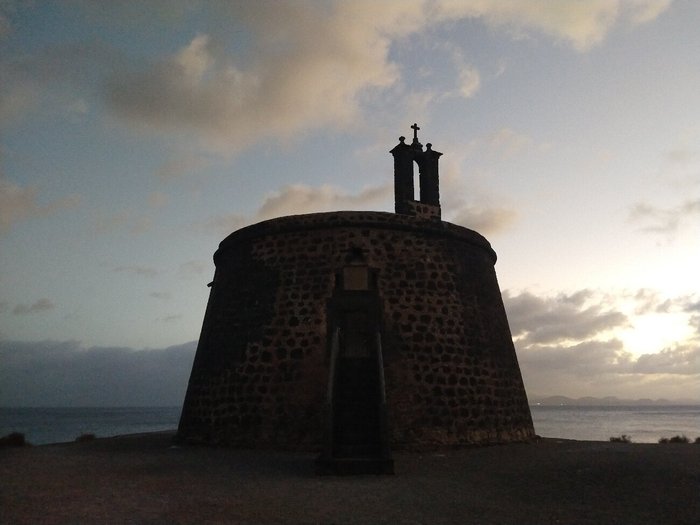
[390,124,442,220]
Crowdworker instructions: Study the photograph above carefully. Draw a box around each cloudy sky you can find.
[1,1,698,406]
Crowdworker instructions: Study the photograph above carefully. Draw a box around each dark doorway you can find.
[317,258,393,475]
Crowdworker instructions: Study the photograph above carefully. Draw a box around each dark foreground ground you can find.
[1,432,699,525]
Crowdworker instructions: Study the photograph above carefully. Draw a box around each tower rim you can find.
[216,210,496,265]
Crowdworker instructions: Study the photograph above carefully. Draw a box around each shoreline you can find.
[2,431,699,524]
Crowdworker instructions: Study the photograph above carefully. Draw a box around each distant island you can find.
[530,395,700,406]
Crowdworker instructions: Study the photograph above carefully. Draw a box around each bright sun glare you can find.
[618,312,694,357]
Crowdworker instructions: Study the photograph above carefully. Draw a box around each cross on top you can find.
[411,123,420,142]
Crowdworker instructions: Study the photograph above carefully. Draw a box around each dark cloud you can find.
[629,289,699,315]
[519,339,630,376]
[149,292,171,300]
[0,39,120,124]
[633,344,700,375]
[628,199,700,236]
[158,314,183,323]
[509,288,700,399]
[503,290,627,345]
[12,298,55,315]
[0,340,196,406]
[113,265,159,278]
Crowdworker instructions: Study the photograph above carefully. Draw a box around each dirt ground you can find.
[1,432,699,524]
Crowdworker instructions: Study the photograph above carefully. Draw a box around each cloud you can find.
[177,260,207,279]
[520,339,630,376]
[504,290,628,345]
[0,176,80,233]
[154,153,209,181]
[93,211,153,235]
[434,0,672,52]
[0,39,119,125]
[99,1,669,152]
[148,191,169,208]
[12,298,55,316]
[0,339,196,406]
[104,4,407,152]
[633,343,700,375]
[113,265,159,278]
[0,12,11,40]
[628,199,700,236]
[257,184,392,219]
[628,288,697,315]
[449,205,518,234]
[466,127,538,159]
[202,182,392,236]
[507,287,700,399]
[158,314,183,323]
[458,66,481,98]
[149,292,171,300]
[2,1,671,155]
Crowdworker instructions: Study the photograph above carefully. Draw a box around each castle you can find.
[177,125,535,472]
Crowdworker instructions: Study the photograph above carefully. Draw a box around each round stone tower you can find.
[177,127,535,460]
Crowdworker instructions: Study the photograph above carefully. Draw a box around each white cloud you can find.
[1,1,671,153]
[104,2,417,153]
[458,66,481,98]
[434,0,672,52]
[440,147,518,235]
[100,1,670,152]
[627,0,673,25]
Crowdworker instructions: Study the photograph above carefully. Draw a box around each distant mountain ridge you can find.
[530,395,700,406]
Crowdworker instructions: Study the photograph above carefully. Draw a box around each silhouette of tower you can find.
[178,126,534,465]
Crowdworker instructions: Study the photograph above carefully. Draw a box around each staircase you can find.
[332,357,381,458]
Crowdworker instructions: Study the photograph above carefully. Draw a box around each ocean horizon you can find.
[2,405,699,446]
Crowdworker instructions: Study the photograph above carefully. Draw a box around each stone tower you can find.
[177,126,535,464]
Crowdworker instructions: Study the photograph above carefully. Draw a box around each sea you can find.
[1,405,698,445]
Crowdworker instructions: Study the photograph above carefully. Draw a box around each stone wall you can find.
[177,211,534,449]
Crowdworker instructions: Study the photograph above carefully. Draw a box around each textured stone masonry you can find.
[178,211,535,450]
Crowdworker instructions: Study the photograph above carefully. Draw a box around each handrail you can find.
[375,331,387,404]
[327,327,340,402]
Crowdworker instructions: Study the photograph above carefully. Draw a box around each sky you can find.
[1,0,698,406]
